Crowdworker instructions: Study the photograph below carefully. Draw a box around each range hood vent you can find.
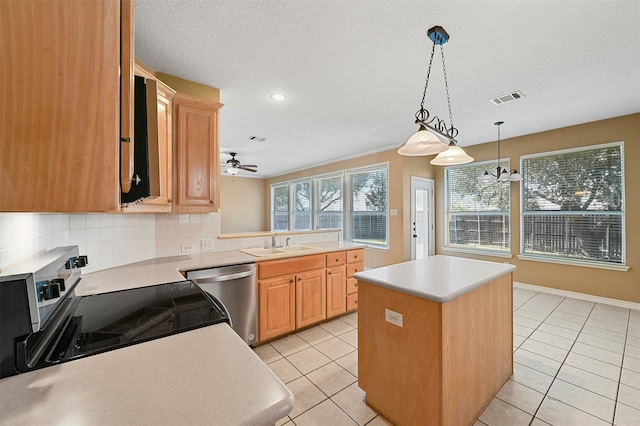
[490,91,525,105]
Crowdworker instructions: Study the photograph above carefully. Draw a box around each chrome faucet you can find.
[285,237,291,247]
[271,233,280,248]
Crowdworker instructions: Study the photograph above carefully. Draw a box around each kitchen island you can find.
[354,255,516,426]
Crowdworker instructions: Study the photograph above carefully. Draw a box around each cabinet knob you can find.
[209,200,214,204]
[328,271,331,275]
[355,283,358,287]
[290,279,294,283]
[335,258,339,262]
[298,277,302,282]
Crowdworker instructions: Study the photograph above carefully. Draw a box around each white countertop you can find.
[0,324,293,426]
[76,241,365,295]
[353,255,516,303]
[0,241,366,424]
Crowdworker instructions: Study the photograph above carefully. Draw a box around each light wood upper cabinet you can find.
[120,0,135,194]
[0,0,131,212]
[172,94,223,213]
[122,67,176,213]
[258,275,296,341]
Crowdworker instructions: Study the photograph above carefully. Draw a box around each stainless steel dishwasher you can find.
[186,263,257,346]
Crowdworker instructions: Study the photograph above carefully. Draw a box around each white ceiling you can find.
[135,0,640,178]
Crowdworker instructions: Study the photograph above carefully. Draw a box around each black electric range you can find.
[0,247,229,378]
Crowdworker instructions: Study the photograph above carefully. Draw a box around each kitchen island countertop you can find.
[0,323,293,426]
[353,254,516,303]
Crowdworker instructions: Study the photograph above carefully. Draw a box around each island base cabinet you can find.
[358,273,513,426]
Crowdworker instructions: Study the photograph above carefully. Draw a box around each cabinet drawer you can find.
[346,278,358,294]
[346,249,364,263]
[346,261,364,278]
[326,251,346,267]
[346,293,358,311]
[258,254,326,280]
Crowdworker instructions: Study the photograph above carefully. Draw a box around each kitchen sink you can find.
[279,245,316,252]
[240,245,317,257]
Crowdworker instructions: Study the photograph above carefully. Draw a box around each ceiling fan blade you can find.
[239,166,258,172]
[240,164,258,168]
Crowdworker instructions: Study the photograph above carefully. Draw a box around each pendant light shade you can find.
[430,142,474,165]
[398,125,449,156]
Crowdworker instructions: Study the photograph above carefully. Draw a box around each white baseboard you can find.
[514,282,640,312]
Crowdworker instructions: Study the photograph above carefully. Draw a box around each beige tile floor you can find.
[254,287,640,426]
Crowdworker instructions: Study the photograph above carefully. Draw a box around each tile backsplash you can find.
[0,212,339,274]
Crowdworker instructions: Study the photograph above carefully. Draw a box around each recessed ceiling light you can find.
[270,93,286,101]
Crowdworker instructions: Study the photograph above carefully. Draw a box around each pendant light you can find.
[478,121,521,183]
[398,26,473,165]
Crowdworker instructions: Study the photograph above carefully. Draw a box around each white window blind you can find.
[347,165,388,247]
[521,142,625,264]
[445,160,511,253]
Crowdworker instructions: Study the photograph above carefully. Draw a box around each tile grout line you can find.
[611,309,631,426]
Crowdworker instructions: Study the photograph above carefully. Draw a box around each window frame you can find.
[313,172,344,231]
[269,162,389,249]
[290,178,312,231]
[518,141,627,270]
[444,159,512,256]
[344,163,389,249]
[270,182,290,231]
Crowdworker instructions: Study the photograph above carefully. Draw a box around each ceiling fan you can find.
[223,152,258,175]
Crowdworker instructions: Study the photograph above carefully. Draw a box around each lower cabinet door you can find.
[259,275,295,341]
[296,269,326,328]
[326,265,347,318]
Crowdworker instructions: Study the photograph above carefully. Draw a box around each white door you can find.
[410,177,435,260]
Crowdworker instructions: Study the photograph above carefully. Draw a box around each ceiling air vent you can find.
[248,136,266,142]
[490,91,525,105]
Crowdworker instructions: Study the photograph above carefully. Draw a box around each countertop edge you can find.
[355,267,515,303]
[354,256,516,303]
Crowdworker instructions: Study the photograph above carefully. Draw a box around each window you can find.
[445,160,511,253]
[346,165,388,247]
[292,179,312,231]
[521,142,625,265]
[270,163,389,249]
[315,174,343,230]
[271,183,289,231]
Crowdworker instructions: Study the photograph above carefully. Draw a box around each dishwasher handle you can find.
[190,270,255,283]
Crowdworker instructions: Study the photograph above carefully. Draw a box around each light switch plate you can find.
[385,309,403,327]
[390,209,398,216]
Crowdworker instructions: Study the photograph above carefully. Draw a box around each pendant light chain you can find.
[440,44,455,135]
[417,43,437,122]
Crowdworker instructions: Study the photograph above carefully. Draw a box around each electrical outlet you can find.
[180,243,194,254]
[385,309,403,327]
[201,239,214,252]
